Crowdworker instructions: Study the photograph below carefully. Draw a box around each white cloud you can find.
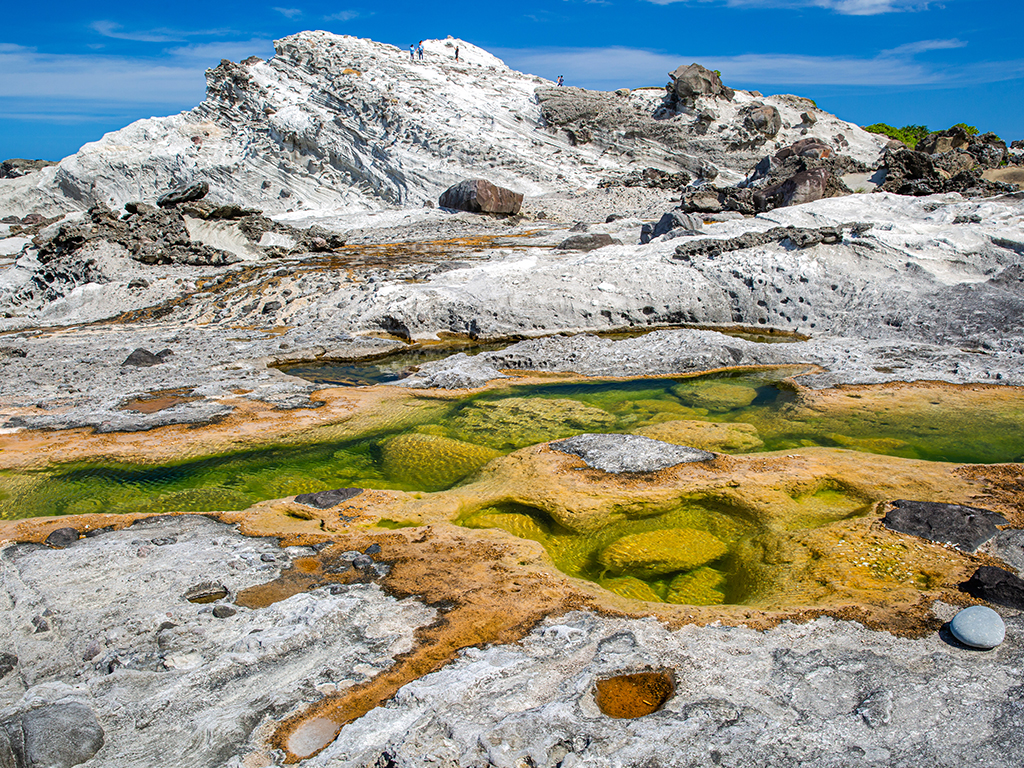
[496,45,1024,91]
[645,0,930,14]
[0,39,273,104]
[273,7,303,18]
[882,38,966,56]
[324,10,359,21]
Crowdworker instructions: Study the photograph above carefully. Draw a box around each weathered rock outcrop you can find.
[668,63,734,104]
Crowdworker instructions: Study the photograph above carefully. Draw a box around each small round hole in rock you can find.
[184,581,229,604]
[594,670,675,718]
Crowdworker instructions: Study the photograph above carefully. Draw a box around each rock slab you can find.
[293,487,363,509]
[550,433,714,473]
[883,499,1007,552]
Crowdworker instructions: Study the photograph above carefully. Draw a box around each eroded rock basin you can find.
[2,371,1023,765]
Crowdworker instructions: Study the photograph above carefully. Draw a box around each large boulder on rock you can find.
[668,64,734,103]
[962,565,1024,610]
[438,179,523,215]
[156,180,209,208]
[742,104,782,139]
[917,126,972,155]
[754,168,830,211]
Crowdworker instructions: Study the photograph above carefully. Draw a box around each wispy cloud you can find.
[882,38,966,56]
[273,7,303,18]
[324,10,359,21]
[497,44,1024,90]
[90,21,234,43]
[645,0,931,15]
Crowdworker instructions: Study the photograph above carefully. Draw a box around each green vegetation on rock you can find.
[666,566,727,605]
[381,433,501,491]
[863,123,930,149]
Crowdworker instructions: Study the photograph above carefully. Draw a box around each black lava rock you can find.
[157,180,209,208]
[883,499,1007,553]
[212,605,237,619]
[293,487,363,509]
[962,566,1024,609]
[555,233,621,251]
[44,527,80,548]
[364,543,382,555]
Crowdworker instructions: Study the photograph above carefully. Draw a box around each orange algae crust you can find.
[595,670,676,718]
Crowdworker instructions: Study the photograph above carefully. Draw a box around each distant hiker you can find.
[410,44,416,60]
[418,41,424,60]
[557,75,564,87]
[454,46,459,61]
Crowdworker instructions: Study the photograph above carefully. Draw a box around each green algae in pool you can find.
[1,371,1023,521]
[458,499,760,605]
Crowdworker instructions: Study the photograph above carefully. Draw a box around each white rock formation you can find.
[0,32,887,218]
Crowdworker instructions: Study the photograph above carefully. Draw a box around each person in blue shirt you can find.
[557,75,564,87]
[418,42,424,60]
[410,44,416,60]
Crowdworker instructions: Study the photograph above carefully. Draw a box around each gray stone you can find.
[212,605,237,618]
[550,433,714,473]
[743,104,782,138]
[121,348,165,367]
[44,527,80,548]
[1,703,106,768]
[555,233,620,251]
[0,652,16,680]
[293,487,363,509]
[949,605,1005,649]
[883,499,1007,552]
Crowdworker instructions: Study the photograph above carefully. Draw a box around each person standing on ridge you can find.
[410,44,416,60]
[557,75,564,87]
[454,45,459,62]
[418,41,424,60]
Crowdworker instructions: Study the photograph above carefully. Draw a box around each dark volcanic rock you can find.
[0,158,58,179]
[556,233,620,251]
[962,566,1024,609]
[883,499,1007,552]
[438,180,523,215]
[44,527,80,548]
[294,487,363,509]
[122,349,165,367]
[668,63,734,104]
[156,181,210,208]
[0,653,17,680]
[550,433,714,473]
[673,223,860,261]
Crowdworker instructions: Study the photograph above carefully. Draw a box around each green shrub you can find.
[951,122,980,135]
[863,123,930,149]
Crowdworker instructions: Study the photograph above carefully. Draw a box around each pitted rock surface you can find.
[550,433,714,473]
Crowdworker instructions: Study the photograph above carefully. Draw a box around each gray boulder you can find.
[438,179,523,215]
[641,212,703,244]
[555,233,620,251]
[293,488,363,509]
[668,64,734,104]
[962,566,1024,610]
[0,703,104,768]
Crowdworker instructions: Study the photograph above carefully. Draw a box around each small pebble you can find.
[352,555,374,570]
[949,605,1005,649]
[364,543,382,556]
[212,605,237,619]
[44,527,79,548]
[151,536,177,546]
[260,553,277,562]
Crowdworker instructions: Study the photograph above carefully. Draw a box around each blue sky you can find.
[2,0,1021,160]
